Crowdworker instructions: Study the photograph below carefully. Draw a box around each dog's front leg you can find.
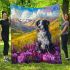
[41,43,45,50]
[36,41,41,52]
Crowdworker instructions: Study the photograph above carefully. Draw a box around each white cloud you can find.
[29,9,44,19]
[29,12,37,19]
[11,8,16,19]
[21,10,31,20]
[37,9,43,17]
[11,8,21,19]
[46,12,52,17]
[37,9,46,18]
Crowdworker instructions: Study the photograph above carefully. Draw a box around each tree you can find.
[0,0,10,16]
[62,0,69,14]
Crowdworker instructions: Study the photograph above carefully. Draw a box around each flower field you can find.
[11,19,62,63]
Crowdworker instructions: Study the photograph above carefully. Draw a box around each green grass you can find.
[0,44,70,70]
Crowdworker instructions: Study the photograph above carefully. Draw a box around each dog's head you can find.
[36,19,50,31]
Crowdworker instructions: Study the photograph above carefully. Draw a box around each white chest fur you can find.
[37,30,49,49]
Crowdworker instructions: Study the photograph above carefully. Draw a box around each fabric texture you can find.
[11,4,62,64]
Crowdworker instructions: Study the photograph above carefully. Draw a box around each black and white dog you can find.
[36,19,55,53]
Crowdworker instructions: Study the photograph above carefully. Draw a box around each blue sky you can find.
[10,4,60,20]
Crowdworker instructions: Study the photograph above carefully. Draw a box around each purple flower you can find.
[55,51,59,56]
[43,53,50,61]
[55,46,60,51]
[12,53,17,57]
[25,50,32,56]
[12,53,18,63]
[50,55,55,61]
[43,52,56,62]
[43,54,47,61]
[18,54,25,63]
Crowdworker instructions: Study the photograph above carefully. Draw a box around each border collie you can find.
[36,19,55,53]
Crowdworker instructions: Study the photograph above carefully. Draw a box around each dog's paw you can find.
[37,50,41,53]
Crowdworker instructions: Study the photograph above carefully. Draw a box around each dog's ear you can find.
[44,20,50,25]
[36,20,40,26]
[47,20,50,25]
[36,20,50,26]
